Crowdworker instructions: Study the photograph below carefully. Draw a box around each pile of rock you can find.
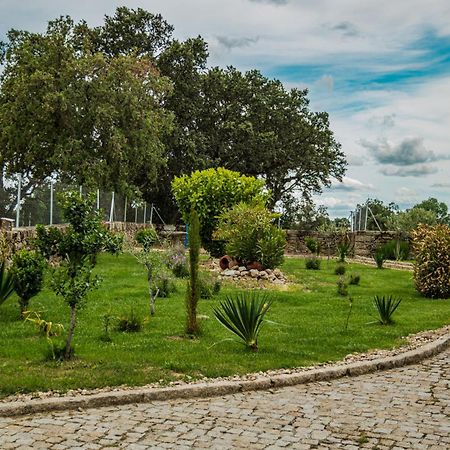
[220,265,287,284]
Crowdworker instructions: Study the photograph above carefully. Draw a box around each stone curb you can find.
[1,334,448,418]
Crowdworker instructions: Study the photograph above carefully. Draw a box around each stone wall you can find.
[285,230,404,257]
[1,222,186,256]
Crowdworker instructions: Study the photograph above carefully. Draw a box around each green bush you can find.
[412,224,450,298]
[135,227,158,250]
[305,257,321,270]
[334,264,346,275]
[172,168,269,256]
[349,274,361,285]
[10,250,46,315]
[154,274,177,298]
[380,239,410,261]
[214,203,286,269]
[336,235,352,262]
[199,271,222,299]
[305,237,320,255]
[166,245,189,278]
[337,277,348,296]
[117,308,142,332]
[373,248,385,269]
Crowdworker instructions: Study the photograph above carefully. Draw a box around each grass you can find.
[0,254,448,399]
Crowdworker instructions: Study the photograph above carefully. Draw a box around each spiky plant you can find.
[373,295,402,325]
[0,261,15,306]
[213,291,272,352]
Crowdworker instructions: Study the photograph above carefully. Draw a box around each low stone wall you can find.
[285,230,404,258]
[1,222,186,256]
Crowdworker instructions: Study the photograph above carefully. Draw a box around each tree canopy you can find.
[1,7,346,221]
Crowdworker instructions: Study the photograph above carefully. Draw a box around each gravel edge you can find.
[1,331,448,418]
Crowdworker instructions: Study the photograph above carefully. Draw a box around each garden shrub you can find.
[380,239,410,261]
[305,237,320,255]
[335,264,346,275]
[154,274,177,298]
[411,224,450,298]
[117,308,142,332]
[135,227,158,250]
[373,248,385,269]
[10,250,46,315]
[172,168,269,257]
[337,277,348,296]
[199,271,221,299]
[336,234,352,262]
[166,244,189,278]
[349,274,361,285]
[214,202,286,269]
[305,257,321,270]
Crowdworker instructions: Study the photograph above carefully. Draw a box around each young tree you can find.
[186,209,201,335]
[413,198,450,225]
[172,168,269,256]
[35,192,122,359]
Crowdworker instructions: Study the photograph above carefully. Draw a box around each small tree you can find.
[172,168,269,256]
[10,250,46,316]
[186,209,201,335]
[35,192,122,359]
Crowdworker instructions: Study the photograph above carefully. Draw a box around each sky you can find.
[1,0,450,218]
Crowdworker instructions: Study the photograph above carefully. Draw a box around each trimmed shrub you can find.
[335,264,346,275]
[10,250,46,315]
[135,227,158,250]
[214,202,286,269]
[305,257,321,270]
[349,274,361,285]
[411,224,450,298]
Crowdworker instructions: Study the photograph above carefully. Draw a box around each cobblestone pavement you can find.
[1,349,449,450]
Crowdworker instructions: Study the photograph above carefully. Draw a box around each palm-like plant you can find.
[213,291,272,352]
[373,295,402,325]
[0,261,15,306]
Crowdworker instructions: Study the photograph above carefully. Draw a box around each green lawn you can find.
[0,253,448,399]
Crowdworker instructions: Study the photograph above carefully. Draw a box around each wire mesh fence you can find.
[0,177,161,228]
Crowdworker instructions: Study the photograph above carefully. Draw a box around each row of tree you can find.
[0,7,346,222]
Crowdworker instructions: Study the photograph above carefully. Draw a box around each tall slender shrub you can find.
[186,209,201,335]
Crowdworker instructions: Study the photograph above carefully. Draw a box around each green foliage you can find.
[0,260,15,307]
[387,207,437,232]
[166,244,189,278]
[337,277,349,296]
[199,271,222,299]
[373,249,385,269]
[214,202,286,269]
[117,308,143,332]
[413,197,450,225]
[10,250,46,315]
[379,239,410,261]
[154,274,177,298]
[336,235,352,262]
[360,198,398,231]
[412,224,450,298]
[172,168,269,256]
[334,264,346,275]
[34,191,122,359]
[349,274,361,285]
[305,257,321,270]
[372,295,402,325]
[186,209,201,335]
[213,291,272,352]
[135,227,159,250]
[305,237,320,255]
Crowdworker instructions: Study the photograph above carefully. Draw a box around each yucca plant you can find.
[0,261,15,306]
[213,291,272,352]
[373,295,402,325]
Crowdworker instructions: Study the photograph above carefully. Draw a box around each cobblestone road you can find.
[1,349,449,449]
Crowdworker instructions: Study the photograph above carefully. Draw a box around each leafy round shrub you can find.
[305,257,321,270]
[10,250,46,314]
[334,264,346,275]
[214,203,286,269]
[172,168,269,257]
[305,237,320,255]
[135,227,158,250]
[411,224,450,298]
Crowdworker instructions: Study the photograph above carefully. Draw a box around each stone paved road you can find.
[1,350,449,450]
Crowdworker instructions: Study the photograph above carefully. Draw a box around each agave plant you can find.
[0,261,15,306]
[213,291,272,352]
[373,295,402,325]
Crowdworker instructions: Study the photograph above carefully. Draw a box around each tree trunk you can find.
[64,305,77,360]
